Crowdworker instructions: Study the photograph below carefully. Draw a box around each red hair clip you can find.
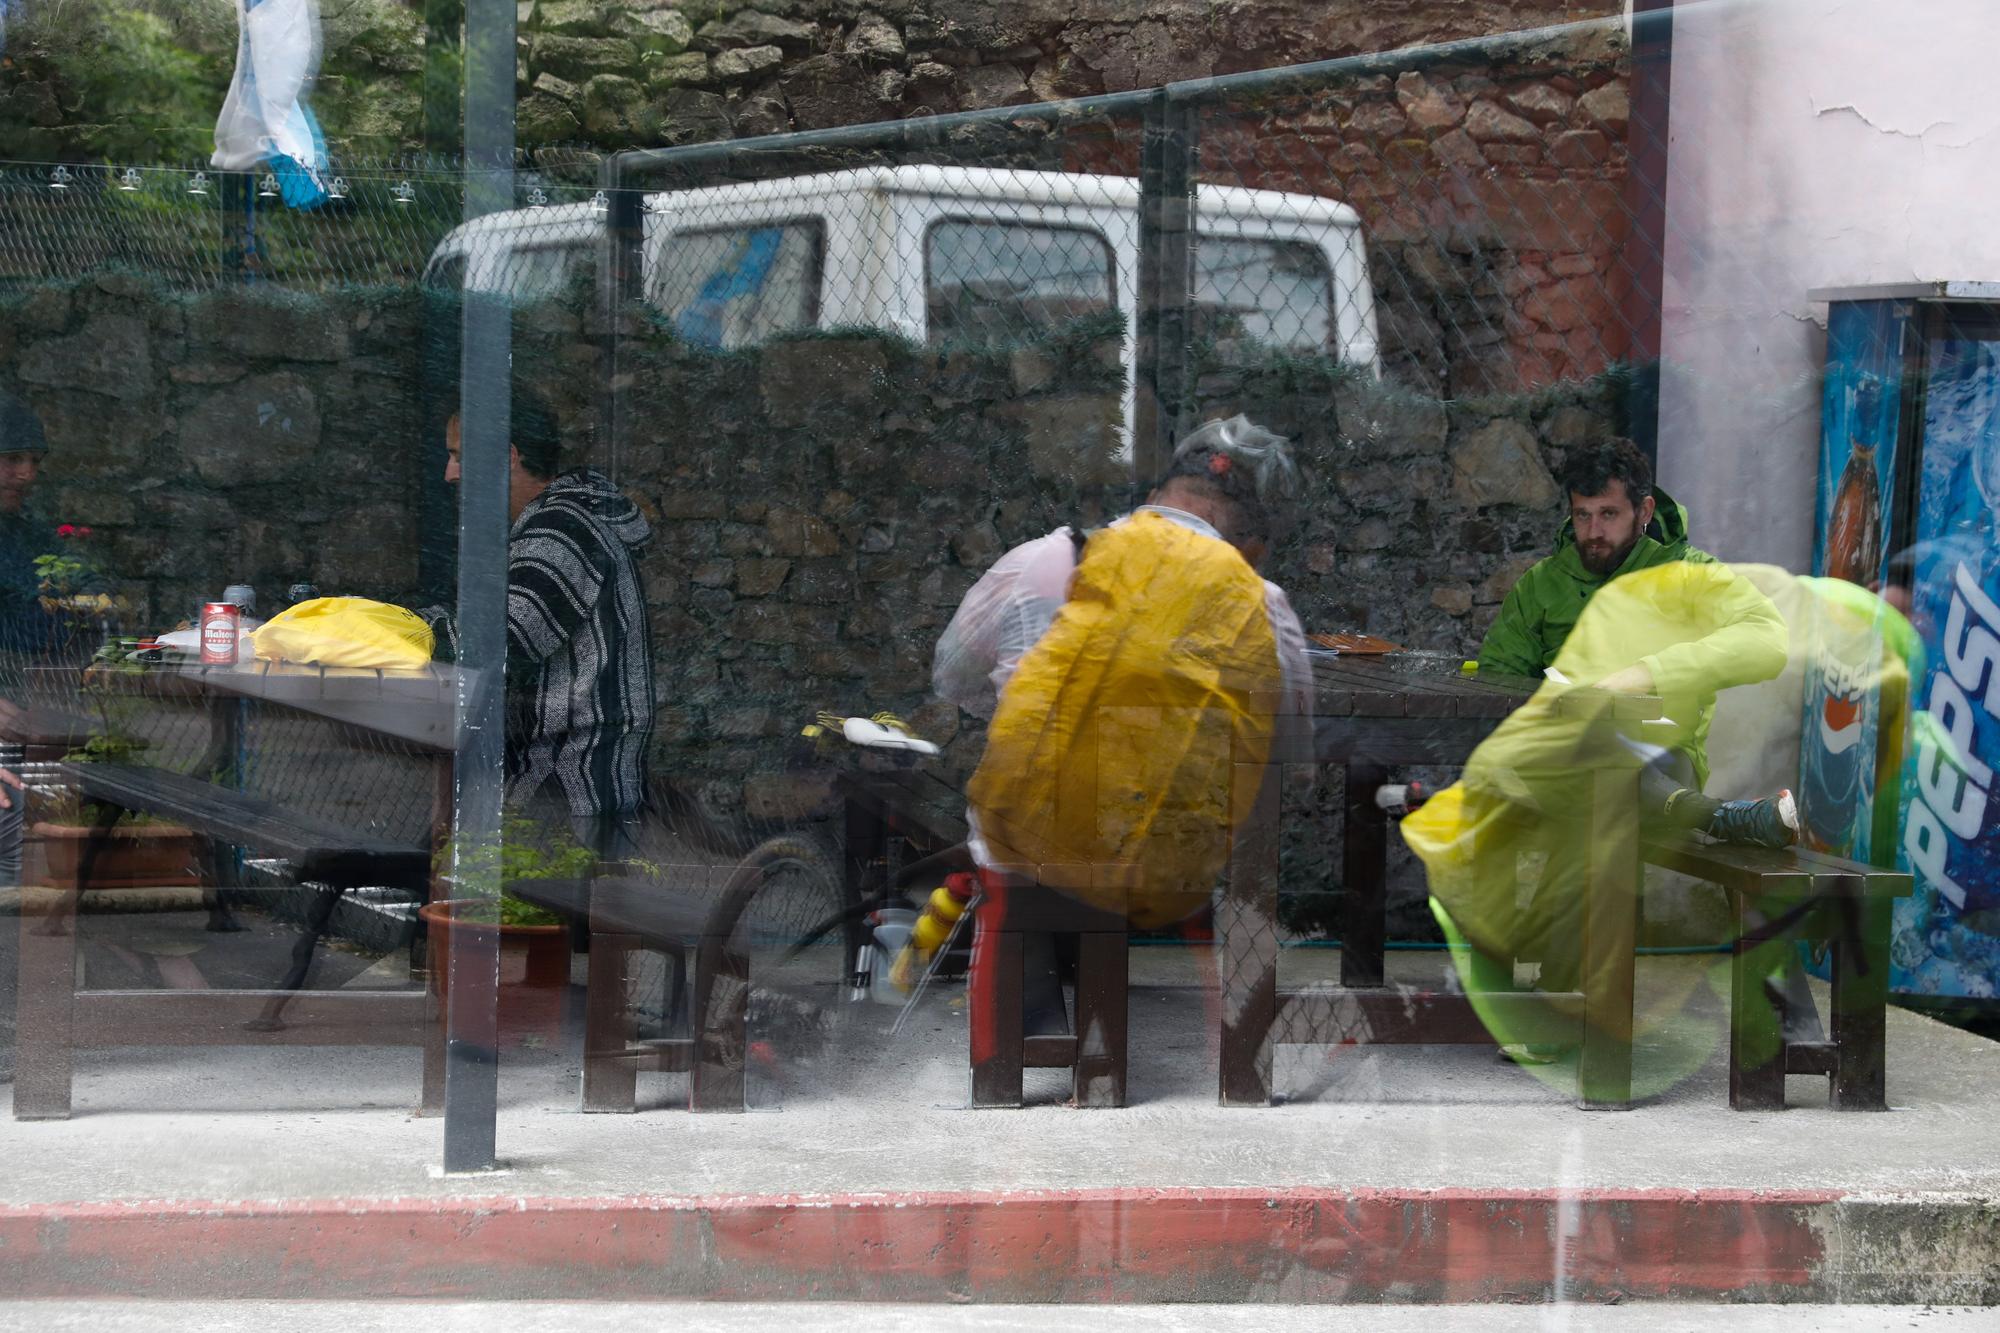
[1208,453,1232,476]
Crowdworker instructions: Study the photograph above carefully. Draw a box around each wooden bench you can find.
[14,761,435,1120]
[510,866,752,1113]
[836,767,1136,1107]
[1641,831,1912,1111]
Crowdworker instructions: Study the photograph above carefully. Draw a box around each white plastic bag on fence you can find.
[212,0,329,209]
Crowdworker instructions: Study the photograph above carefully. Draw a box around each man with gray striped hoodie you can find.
[425,388,654,858]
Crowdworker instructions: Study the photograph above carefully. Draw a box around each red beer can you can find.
[199,602,240,665]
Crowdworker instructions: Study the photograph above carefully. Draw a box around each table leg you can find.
[1219,760,1278,1107]
[1577,765,1638,1110]
[1340,760,1389,988]
[420,987,446,1117]
[1831,897,1891,1112]
[13,883,78,1120]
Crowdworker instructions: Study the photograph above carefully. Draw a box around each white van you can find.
[423,165,1379,441]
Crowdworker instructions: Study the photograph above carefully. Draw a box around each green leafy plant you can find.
[433,815,602,928]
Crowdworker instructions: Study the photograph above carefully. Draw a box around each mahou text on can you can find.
[199,602,239,665]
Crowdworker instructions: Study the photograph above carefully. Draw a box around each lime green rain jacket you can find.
[1477,488,1738,786]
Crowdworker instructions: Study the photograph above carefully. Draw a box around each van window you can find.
[1193,236,1335,354]
[926,220,1114,346]
[422,244,586,301]
[422,253,467,293]
[655,222,824,350]
[490,244,589,302]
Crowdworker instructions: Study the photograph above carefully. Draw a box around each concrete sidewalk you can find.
[0,1303,1990,1332]
[1,944,1995,1304]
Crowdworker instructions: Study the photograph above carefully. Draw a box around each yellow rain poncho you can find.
[966,512,1280,927]
[1404,558,1788,977]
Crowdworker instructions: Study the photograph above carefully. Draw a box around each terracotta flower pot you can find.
[32,821,203,889]
[418,899,569,1046]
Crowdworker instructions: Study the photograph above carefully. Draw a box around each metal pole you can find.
[442,0,513,1176]
[1621,0,1675,468]
[598,156,644,484]
[1135,93,1197,483]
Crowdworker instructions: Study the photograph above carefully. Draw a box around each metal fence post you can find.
[1135,92,1199,482]
[599,157,644,484]
[442,0,513,1177]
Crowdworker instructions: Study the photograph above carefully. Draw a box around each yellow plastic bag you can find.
[966,512,1280,928]
[250,597,435,670]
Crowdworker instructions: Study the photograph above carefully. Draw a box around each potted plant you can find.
[30,742,204,890]
[26,546,203,891]
[420,818,598,1045]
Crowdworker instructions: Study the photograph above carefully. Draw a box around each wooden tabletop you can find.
[169,659,469,752]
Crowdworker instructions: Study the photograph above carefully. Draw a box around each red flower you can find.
[1208,453,1232,476]
[77,526,92,537]
[55,524,75,538]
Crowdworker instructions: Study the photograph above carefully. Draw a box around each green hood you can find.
[1475,485,1716,685]
[1545,485,1697,588]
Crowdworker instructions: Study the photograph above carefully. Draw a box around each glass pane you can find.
[655,223,824,350]
[925,220,1114,347]
[1193,234,1334,353]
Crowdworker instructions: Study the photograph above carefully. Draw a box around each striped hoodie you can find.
[427,469,654,820]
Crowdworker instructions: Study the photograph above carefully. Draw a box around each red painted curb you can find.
[0,1186,1844,1302]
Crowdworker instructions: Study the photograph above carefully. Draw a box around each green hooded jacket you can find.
[1475,489,1789,788]
[1477,486,1713,681]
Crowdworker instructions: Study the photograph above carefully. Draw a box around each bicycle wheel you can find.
[711,830,859,993]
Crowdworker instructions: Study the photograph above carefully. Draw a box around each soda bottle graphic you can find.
[1825,377,1884,584]
[1799,638,1867,854]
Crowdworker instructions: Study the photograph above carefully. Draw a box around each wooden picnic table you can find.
[13,658,469,1120]
[1219,652,1663,1111]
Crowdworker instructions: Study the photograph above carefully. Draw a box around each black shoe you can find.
[1706,789,1799,849]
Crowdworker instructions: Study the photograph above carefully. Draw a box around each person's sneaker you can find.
[1705,788,1800,849]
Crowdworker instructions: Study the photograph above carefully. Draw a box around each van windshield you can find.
[656,222,824,350]
[1193,235,1336,354]
[926,220,1114,348]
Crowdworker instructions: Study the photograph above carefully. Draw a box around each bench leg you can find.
[1340,761,1389,988]
[1073,930,1127,1108]
[1729,894,1787,1113]
[689,935,747,1113]
[1219,759,1278,1107]
[582,931,639,1113]
[970,925,1025,1109]
[1831,898,1891,1112]
[14,884,78,1120]
[1578,767,1638,1110]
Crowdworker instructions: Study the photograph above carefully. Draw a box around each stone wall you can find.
[511,2,1638,398]
[0,275,1629,933]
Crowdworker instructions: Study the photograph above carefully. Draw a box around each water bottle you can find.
[890,874,977,991]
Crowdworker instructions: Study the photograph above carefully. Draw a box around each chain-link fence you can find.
[0,15,1666,966]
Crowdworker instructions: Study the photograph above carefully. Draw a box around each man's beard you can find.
[1578,535,1639,576]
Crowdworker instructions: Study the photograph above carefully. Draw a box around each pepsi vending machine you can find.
[1806,282,2000,1010]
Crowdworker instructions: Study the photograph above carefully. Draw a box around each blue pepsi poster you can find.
[1895,329,2000,999]
[1801,300,1911,860]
